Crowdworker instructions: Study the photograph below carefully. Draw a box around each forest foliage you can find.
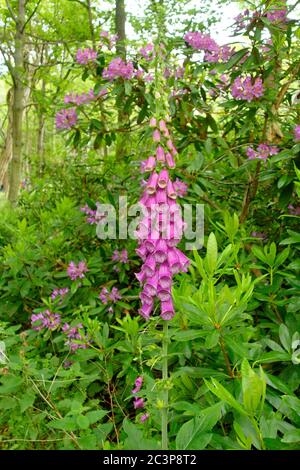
[0,0,299,450]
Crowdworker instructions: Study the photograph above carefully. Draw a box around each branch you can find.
[22,0,42,33]
[275,62,300,110]
[67,0,88,9]
[0,44,15,77]
[5,0,17,23]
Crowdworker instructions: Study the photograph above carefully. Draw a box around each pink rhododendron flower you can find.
[55,108,77,129]
[51,288,69,301]
[204,45,234,63]
[246,144,278,160]
[67,261,88,281]
[266,9,287,23]
[102,57,134,80]
[63,323,88,351]
[294,125,300,142]
[31,310,61,331]
[76,48,97,65]
[231,76,264,102]
[184,31,218,52]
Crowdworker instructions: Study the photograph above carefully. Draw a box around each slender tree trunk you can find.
[8,0,26,205]
[37,80,46,174]
[115,0,126,59]
[115,0,127,160]
[0,88,13,193]
[86,0,95,48]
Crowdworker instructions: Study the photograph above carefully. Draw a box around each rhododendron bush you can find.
[0,0,299,452]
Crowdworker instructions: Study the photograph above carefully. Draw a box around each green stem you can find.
[161,320,168,450]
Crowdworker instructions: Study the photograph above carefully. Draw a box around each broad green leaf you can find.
[206,233,218,275]
[252,246,267,264]
[204,378,248,416]
[0,396,18,410]
[241,359,265,415]
[279,324,291,353]
[77,415,90,430]
[123,419,160,450]
[48,417,77,431]
[282,429,300,443]
[205,330,220,349]
[20,391,35,413]
[176,403,222,449]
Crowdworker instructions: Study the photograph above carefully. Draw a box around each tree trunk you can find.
[0,88,13,193]
[87,0,95,48]
[115,0,127,160]
[37,80,46,174]
[8,0,26,205]
[115,0,126,59]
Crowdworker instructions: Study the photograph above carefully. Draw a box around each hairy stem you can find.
[161,320,169,450]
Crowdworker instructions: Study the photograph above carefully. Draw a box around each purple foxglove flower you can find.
[143,255,156,277]
[167,180,176,199]
[159,120,168,133]
[147,172,159,194]
[136,245,148,260]
[144,156,156,171]
[154,239,168,263]
[153,129,161,142]
[167,249,181,274]
[135,270,146,283]
[156,145,165,162]
[157,288,172,302]
[155,188,167,204]
[166,139,174,151]
[144,273,159,296]
[136,221,149,239]
[165,152,175,169]
[158,169,169,189]
[134,397,145,409]
[144,238,157,253]
[139,301,153,319]
[149,117,157,127]
[140,160,147,173]
[158,263,172,289]
[140,291,154,305]
[132,376,143,394]
[140,413,150,423]
[161,299,175,320]
[175,248,190,272]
